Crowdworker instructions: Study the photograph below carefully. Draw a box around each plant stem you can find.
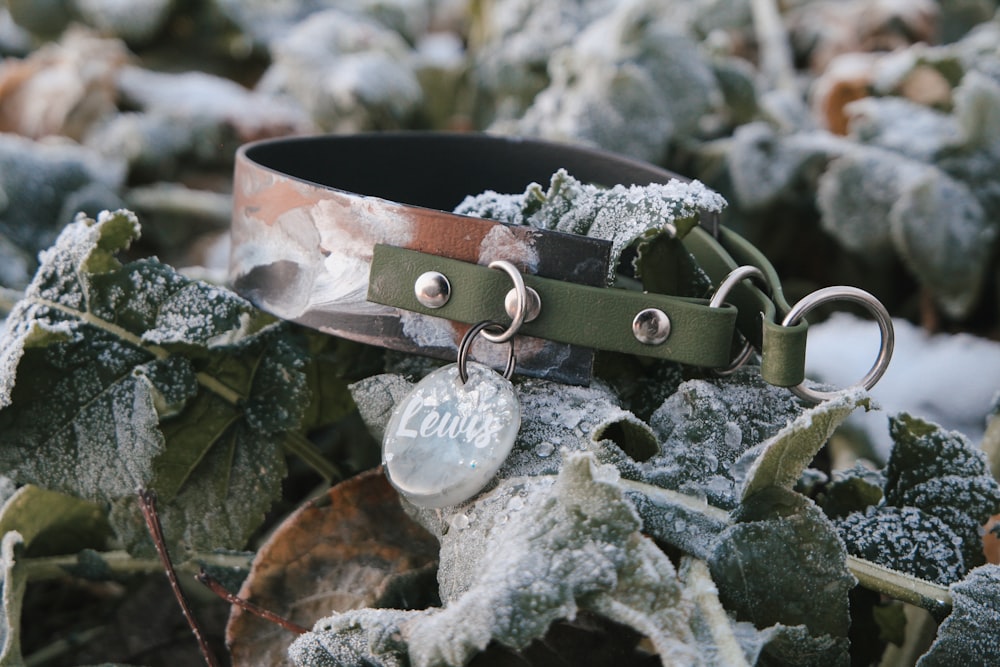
[284,431,342,482]
[20,550,252,583]
[138,489,220,667]
[197,568,308,635]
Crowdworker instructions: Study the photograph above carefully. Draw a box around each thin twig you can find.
[196,568,308,635]
[137,489,220,667]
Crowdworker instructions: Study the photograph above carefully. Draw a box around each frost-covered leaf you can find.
[834,414,1000,587]
[642,367,804,510]
[887,167,994,319]
[498,376,658,479]
[454,169,726,284]
[493,2,720,163]
[0,210,310,553]
[291,453,709,666]
[727,123,848,210]
[883,414,1000,570]
[917,564,1000,666]
[817,464,884,519]
[741,388,870,501]
[709,487,854,667]
[836,506,966,586]
[680,557,767,666]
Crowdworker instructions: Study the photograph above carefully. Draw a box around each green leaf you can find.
[642,367,805,509]
[882,414,1000,571]
[0,210,311,552]
[917,565,1000,666]
[709,487,855,666]
[741,388,870,501]
[0,485,111,557]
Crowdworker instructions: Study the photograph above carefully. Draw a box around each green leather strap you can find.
[682,227,808,387]
[368,244,739,368]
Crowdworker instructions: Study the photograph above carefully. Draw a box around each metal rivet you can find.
[505,286,541,323]
[414,271,451,309]
[632,308,671,345]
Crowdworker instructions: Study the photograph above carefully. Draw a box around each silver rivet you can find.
[632,308,671,345]
[414,271,451,308]
[505,286,541,323]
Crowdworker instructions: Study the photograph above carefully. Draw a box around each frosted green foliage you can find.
[817,140,995,318]
[349,373,416,442]
[837,506,965,586]
[710,487,854,667]
[816,146,930,256]
[882,414,1000,571]
[818,464,885,519]
[741,388,871,500]
[846,97,962,163]
[0,210,309,554]
[917,565,1000,666]
[497,376,658,480]
[834,414,1000,585]
[469,0,616,125]
[726,122,850,210]
[493,0,721,163]
[0,133,126,275]
[455,169,727,285]
[0,485,110,557]
[937,72,1000,221]
[680,557,767,667]
[258,10,422,133]
[291,453,708,667]
[640,368,803,509]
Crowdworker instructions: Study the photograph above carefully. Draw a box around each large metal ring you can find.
[458,320,516,383]
[782,286,895,403]
[709,266,768,375]
[482,260,528,343]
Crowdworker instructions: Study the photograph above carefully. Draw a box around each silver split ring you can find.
[483,260,528,343]
[782,286,894,403]
[458,320,516,383]
[709,265,769,376]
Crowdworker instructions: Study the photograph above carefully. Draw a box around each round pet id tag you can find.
[382,361,520,508]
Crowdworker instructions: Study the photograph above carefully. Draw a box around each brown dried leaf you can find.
[0,27,125,140]
[226,469,440,667]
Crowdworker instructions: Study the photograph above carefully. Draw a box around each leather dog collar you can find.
[228,132,892,397]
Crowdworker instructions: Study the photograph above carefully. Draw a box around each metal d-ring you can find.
[709,265,769,375]
[782,285,895,404]
[457,320,516,384]
[482,260,528,343]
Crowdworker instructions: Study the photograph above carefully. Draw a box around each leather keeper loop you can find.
[368,244,739,368]
[761,319,809,387]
